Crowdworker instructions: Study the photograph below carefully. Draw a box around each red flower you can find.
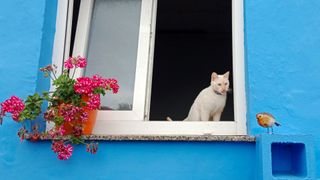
[92,74,107,89]
[57,144,73,160]
[44,108,56,121]
[74,77,94,94]
[57,125,66,136]
[17,126,28,142]
[106,79,119,94]
[80,111,88,122]
[76,56,87,68]
[64,57,74,69]
[29,133,40,142]
[59,104,80,122]
[86,93,100,110]
[72,125,83,137]
[86,142,99,154]
[52,141,73,160]
[59,104,88,123]
[51,140,65,153]
[64,56,87,69]
[1,96,25,121]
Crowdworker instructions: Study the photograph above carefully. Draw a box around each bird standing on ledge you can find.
[256,112,281,134]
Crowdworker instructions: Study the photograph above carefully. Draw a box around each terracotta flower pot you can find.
[82,109,98,135]
[81,95,98,135]
[57,95,98,135]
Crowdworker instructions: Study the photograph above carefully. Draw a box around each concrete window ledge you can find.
[69,135,256,142]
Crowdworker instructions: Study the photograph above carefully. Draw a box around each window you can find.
[51,0,246,135]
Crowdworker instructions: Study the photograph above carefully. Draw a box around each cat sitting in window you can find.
[167,71,230,121]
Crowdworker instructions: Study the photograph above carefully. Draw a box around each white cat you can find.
[167,71,230,121]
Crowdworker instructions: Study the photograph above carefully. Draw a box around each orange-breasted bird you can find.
[256,112,281,134]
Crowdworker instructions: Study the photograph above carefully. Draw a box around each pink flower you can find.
[44,108,56,121]
[86,142,99,154]
[76,56,87,68]
[92,74,107,89]
[74,77,94,94]
[17,126,27,142]
[64,57,74,69]
[86,93,100,110]
[59,104,88,123]
[57,144,73,160]
[0,96,25,121]
[74,75,119,96]
[72,125,83,137]
[80,111,88,122]
[64,56,87,69]
[59,104,80,122]
[48,129,58,139]
[51,140,65,153]
[57,125,66,136]
[52,141,73,160]
[106,79,119,94]
[12,113,21,121]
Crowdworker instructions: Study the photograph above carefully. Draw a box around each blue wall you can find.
[0,141,255,180]
[0,0,319,179]
[244,0,320,178]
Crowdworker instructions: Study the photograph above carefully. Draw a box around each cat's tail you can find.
[166,117,173,121]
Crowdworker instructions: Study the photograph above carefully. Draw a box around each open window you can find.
[52,0,246,135]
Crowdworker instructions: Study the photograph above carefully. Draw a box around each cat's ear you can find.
[223,71,230,79]
[211,72,218,81]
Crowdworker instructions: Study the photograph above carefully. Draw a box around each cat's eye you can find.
[218,83,222,86]
[225,83,228,85]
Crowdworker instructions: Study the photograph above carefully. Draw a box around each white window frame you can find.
[72,0,153,121]
[51,0,247,135]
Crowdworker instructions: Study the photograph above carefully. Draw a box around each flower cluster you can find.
[51,140,73,160]
[17,126,28,142]
[44,108,57,122]
[74,74,119,110]
[86,142,99,154]
[106,78,119,94]
[74,77,93,94]
[74,75,119,95]
[0,96,25,121]
[40,64,57,72]
[86,93,100,110]
[59,103,88,122]
[0,56,119,160]
[64,56,87,69]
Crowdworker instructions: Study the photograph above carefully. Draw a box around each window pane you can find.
[85,0,142,110]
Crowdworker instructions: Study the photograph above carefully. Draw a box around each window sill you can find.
[40,135,255,142]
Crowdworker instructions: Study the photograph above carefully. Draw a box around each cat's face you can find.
[210,71,230,95]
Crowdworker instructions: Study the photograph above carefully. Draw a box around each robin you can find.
[256,112,281,134]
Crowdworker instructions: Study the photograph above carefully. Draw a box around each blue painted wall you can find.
[0,0,319,179]
[244,0,320,178]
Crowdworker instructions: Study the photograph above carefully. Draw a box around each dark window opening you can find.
[69,0,81,57]
[149,0,234,121]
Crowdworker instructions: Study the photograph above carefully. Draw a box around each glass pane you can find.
[85,0,142,110]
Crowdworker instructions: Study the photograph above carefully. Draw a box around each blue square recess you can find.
[256,134,315,180]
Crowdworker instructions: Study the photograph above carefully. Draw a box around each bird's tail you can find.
[275,122,281,126]
[166,117,173,121]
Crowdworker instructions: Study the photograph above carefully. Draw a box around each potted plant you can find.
[0,56,119,160]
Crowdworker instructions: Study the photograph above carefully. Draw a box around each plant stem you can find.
[48,73,55,82]
[72,67,77,79]
[51,71,57,80]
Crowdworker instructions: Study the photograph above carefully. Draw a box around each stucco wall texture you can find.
[245,0,320,178]
[0,0,319,179]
